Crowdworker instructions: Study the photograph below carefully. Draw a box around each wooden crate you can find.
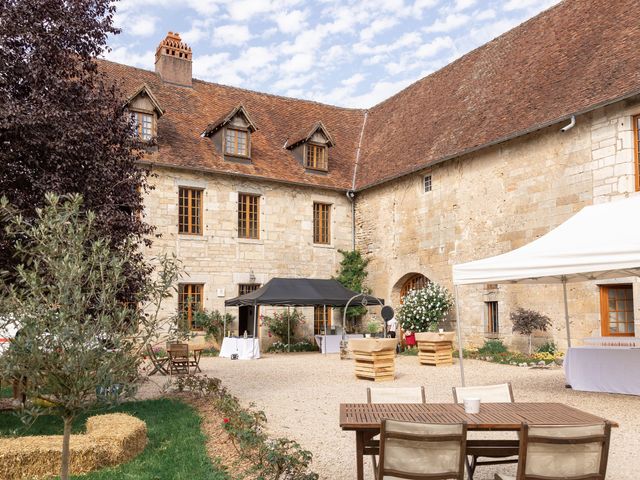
[415,332,454,366]
[349,338,398,382]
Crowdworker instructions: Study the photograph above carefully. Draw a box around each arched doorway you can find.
[399,274,429,303]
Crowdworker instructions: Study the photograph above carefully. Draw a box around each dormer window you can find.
[305,143,328,171]
[132,111,154,141]
[124,84,164,142]
[225,128,249,157]
[286,121,335,173]
[202,105,258,162]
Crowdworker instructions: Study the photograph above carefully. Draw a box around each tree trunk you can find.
[528,334,532,355]
[61,415,74,480]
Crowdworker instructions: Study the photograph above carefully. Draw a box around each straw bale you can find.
[0,413,147,480]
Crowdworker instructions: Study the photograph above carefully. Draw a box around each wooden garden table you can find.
[166,343,205,373]
[339,402,617,480]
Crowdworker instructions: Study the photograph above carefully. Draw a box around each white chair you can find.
[367,386,426,404]
[378,419,467,480]
[495,422,611,480]
[365,386,426,476]
[452,383,518,479]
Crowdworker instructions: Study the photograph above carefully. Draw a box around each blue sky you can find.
[105,0,559,108]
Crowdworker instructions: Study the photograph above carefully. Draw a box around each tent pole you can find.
[454,285,466,387]
[562,277,572,349]
[287,306,291,353]
[323,305,327,355]
[253,301,258,359]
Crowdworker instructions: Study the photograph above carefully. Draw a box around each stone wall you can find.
[143,166,353,344]
[355,97,640,351]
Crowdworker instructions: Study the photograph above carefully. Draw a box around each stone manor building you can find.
[102,0,640,349]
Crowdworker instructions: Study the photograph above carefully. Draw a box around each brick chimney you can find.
[155,32,192,87]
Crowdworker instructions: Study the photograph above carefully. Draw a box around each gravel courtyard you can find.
[173,354,637,479]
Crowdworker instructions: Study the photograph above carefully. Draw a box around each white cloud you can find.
[504,0,550,11]
[360,17,398,42]
[102,46,155,70]
[342,73,365,87]
[345,78,415,108]
[281,52,314,73]
[411,0,439,17]
[416,35,454,58]
[213,24,252,46]
[424,13,469,33]
[475,8,496,21]
[453,0,476,11]
[129,16,158,37]
[274,9,308,34]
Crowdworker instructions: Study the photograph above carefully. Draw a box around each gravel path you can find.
[150,354,637,480]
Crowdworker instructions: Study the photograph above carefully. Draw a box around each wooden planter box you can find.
[349,338,398,382]
[415,332,455,366]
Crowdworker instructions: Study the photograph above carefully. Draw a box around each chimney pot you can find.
[155,31,192,87]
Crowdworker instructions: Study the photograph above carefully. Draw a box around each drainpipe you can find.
[560,115,576,133]
[346,190,356,250]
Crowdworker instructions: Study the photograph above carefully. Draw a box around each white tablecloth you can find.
[219,337,261,360]
[314,334,364,354]
[564,346,640,395]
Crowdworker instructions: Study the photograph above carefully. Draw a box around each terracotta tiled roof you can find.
[356,0,640,189]
[99,60,365,191]
[202,104,258,137]
[101,0,640,192]
[286,121,336,149]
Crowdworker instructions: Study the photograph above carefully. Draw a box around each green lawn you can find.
[0,398,228,480]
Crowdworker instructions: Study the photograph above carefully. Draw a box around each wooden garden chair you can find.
[146,344,169,376]
[452,383,519,479]
[377,418,467,480]
[365,386,426,476]
[494,422,612,480]
[168,342,191,375]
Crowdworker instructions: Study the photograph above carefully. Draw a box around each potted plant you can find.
[365,319,380,338]
[397,282,454,364]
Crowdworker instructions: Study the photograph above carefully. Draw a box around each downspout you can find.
[349,111,368,251]
[560,115,576,132]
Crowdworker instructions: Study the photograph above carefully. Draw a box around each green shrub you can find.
[536,341,557,355]
[477,339,508,355]
[262,309,305,343]
[267,341,319,353]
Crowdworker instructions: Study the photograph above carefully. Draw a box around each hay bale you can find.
[0,413,147,480]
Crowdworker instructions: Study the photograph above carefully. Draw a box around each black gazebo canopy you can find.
[224,278,383,307]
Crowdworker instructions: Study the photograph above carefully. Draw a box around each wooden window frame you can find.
[224,127,251,158]
[313,202,331,245]
[400,274,429,303]
[238,193,260,239]
[131,110,155,141]
[600,284,635,337]
[238,283,261,296]
[634,114,640,192]
[314,306,332,335]
[178,187,203,235]
[485,301,499,335]
[304,142,328,171]
[424,174,432,193]
[178,283,204,331]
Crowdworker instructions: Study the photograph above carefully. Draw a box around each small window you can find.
[305,143,328,170]
[485,301,499,335]
[239,283,261,296]
[600,285,635,336]
[225,128,249,157]
[178,284,204,330]
[314,306,332,335]
[238,193,260,239]
[132,111,154,141]
[178,188,203,235]
[313,202,331,244]
[424,175,432,192]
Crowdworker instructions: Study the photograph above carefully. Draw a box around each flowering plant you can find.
[397,282,453,333]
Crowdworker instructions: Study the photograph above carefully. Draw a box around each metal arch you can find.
[341,293,384,341]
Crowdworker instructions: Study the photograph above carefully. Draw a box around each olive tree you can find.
[0,194,180,480]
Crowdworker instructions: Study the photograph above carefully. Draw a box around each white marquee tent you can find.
[452,194,640,386]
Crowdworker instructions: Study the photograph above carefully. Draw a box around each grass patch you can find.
[399,347,418,356]
[0,386,11,398]
[0,398,228,480]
